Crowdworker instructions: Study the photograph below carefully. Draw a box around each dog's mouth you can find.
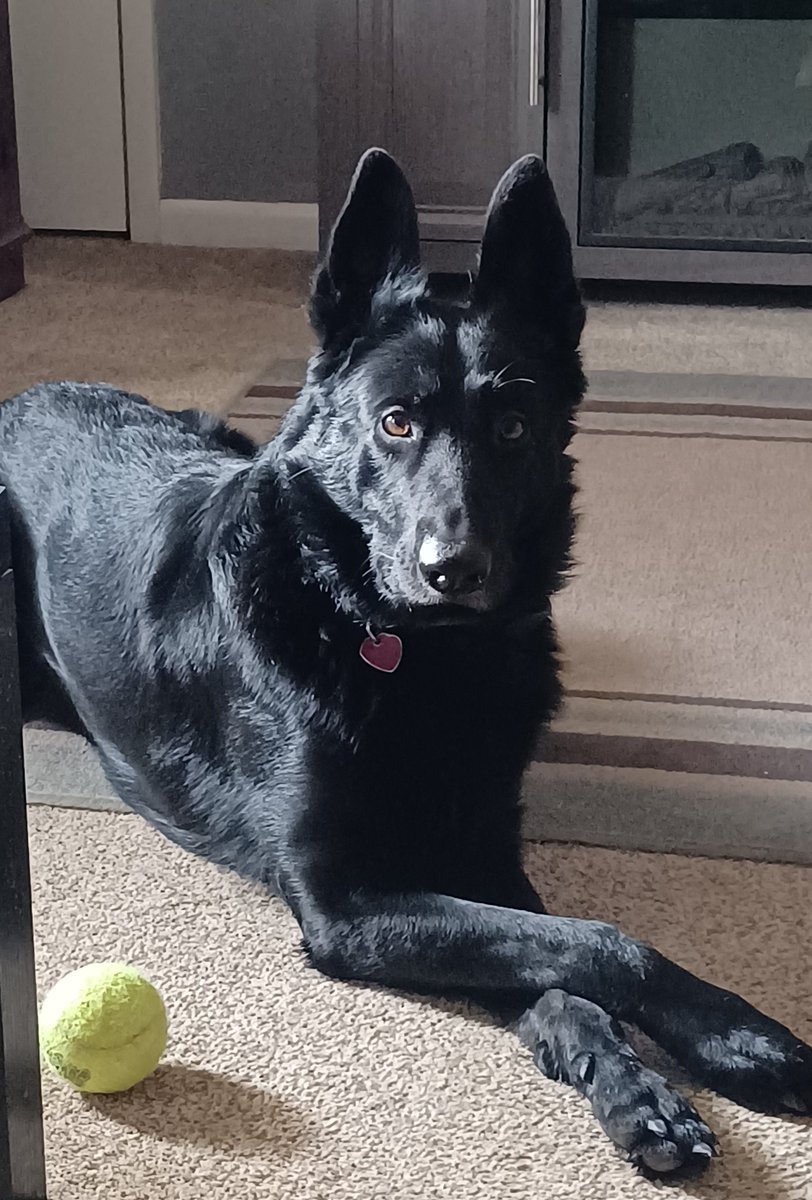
[372,579,497,621]
[397,602,487,628]
[371,583,506,631]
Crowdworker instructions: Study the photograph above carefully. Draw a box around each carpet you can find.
[30,806,812,1200]
[0,236,314,411]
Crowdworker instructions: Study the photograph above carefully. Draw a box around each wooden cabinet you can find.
[317,0,544,269]
[0,0,24,302]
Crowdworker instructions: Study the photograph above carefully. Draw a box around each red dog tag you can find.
[359,632,403,673]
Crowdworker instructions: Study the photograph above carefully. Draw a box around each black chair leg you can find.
[0,487,47,1199]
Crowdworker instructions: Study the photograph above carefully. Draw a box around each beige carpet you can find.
[0,236,314,411]
[4,237,812,413]
[581,299,812,379]
[31,807,812,1200]
[557,433,812,705]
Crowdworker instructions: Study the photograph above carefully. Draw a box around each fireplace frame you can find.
[546,0,812,284]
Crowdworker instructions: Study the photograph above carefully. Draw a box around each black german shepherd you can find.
[2,151,810,1174]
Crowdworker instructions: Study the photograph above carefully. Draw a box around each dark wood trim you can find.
[0,242,24,304]
[0,0,25,302]
[0,489,48,1200]
[244,384,300,401]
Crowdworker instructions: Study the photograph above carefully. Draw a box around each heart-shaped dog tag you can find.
[359,632,403,673]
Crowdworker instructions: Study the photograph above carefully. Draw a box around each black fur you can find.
[1,150,810,1175]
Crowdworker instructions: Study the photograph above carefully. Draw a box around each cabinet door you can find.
[8,0,127,231]
[318,0,543,267]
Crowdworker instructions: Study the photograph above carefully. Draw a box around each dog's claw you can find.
[637,1140,681,1173]
[578,1053,596,1084]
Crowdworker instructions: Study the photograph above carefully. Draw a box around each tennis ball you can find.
[39,962,167,1094]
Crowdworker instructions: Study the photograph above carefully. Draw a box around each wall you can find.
[155,0,316,203]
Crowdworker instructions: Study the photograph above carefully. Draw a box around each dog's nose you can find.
[418,536,491,598]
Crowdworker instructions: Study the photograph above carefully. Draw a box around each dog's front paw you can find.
[522,991,717,1177]
[693,1019,812,1115]
[655,988,812,1115]
[577,1050,717,1176]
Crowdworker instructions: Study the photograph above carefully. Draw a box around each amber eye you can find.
[498,413,527,441]
[382,409,413,439]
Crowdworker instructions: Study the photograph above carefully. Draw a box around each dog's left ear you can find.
[473,156,584,349]
[310,148,421,347]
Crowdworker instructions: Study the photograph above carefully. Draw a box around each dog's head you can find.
[277,149,585,626]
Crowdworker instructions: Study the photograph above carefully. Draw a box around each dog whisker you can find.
[492,359,520,386]
[493,377,536,390]
[287,466,313,481]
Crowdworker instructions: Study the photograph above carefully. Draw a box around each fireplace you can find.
[546,1,812,284]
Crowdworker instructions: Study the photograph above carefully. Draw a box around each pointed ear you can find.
[473,156,584,348]
[310,148,421,346]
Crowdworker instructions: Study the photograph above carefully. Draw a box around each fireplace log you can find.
[610,141,766,221]
[649,141,763,182]
[671,179,732,215]
[612,175,688,220]
[730,157,805,214]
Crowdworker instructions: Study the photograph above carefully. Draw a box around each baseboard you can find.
[157,199,319,251]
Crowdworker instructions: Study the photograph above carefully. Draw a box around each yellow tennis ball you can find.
[39,963,167,1094]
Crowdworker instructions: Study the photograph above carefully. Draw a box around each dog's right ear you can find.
[473,156,584,349]
[310,149,421,347]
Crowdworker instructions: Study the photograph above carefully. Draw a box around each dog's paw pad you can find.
[593,1065,717,1177]
[626,1118,718,1177]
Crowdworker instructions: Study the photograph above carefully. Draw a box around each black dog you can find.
[1,150,810,1174]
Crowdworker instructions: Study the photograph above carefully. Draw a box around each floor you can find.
[31,807,812,1200]
[0,235,313,411]
[2,236,811,1197]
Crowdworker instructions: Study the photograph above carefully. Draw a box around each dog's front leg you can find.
[300,890,652,1008]
[480,876,716,1174]
[302,888,714,1176]
[300,890,812,1164]
[303,891,716,1172]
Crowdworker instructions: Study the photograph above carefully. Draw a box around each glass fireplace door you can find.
[580,1,812,254]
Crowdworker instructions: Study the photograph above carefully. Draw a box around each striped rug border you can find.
[566,688,812,714]
[537,732,812,783]
[241,373,812,444]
